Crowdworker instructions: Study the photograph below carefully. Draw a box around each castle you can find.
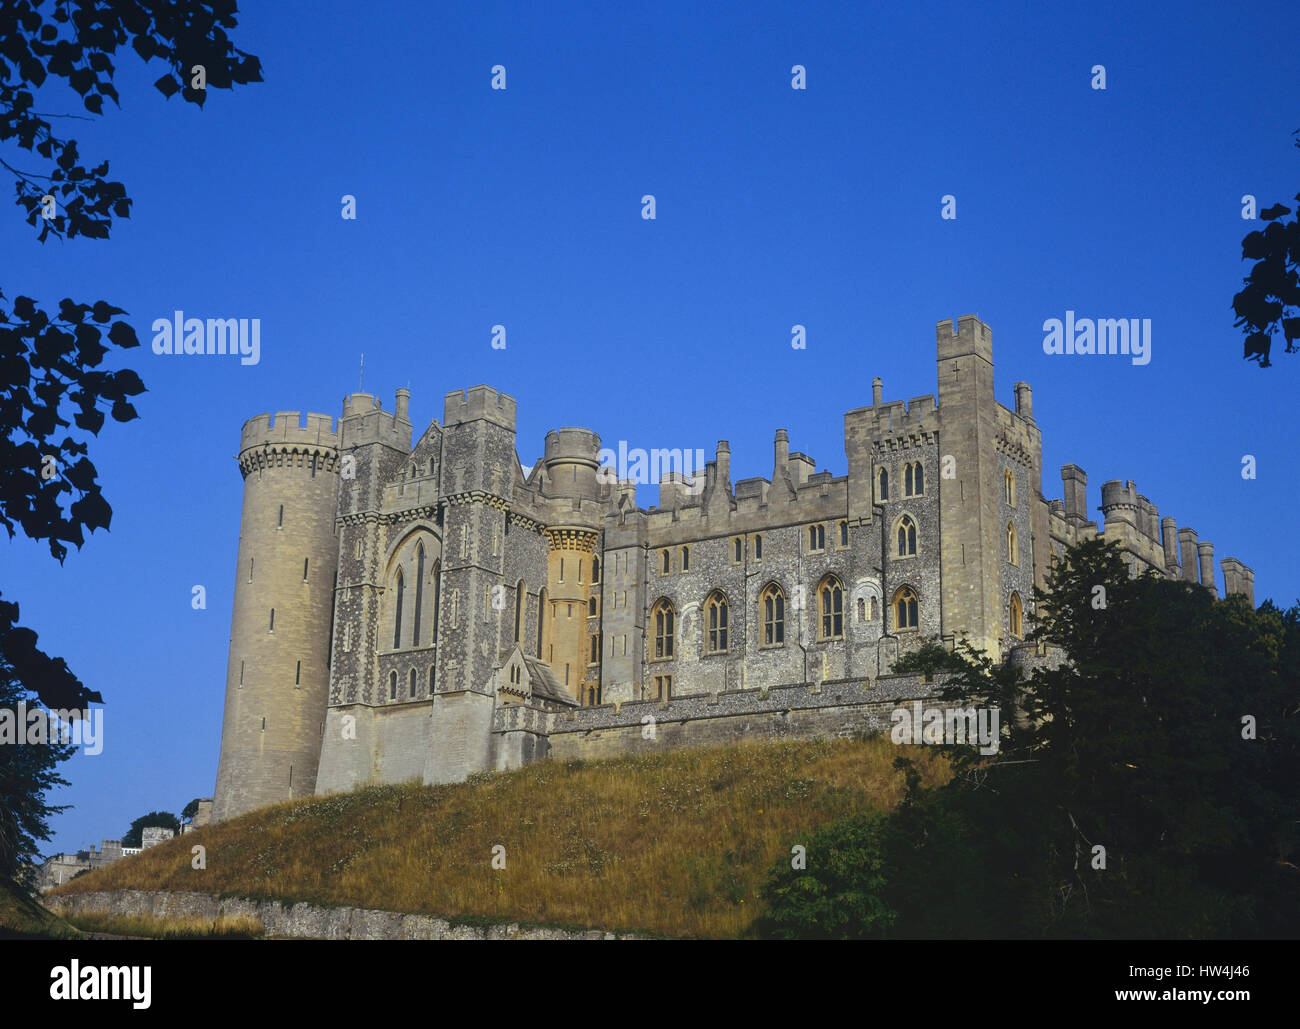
[211,316,1256,821]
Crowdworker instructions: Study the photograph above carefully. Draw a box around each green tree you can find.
[122,810,178,848]
[942,538,1300,937]
[756,758,1014,939]
[1234,129,1300,367]
[0,599,76,888]
[758,538,1300,938]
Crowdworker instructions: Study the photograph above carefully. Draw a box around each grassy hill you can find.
[52,736,948,938]
[0,879,83,939]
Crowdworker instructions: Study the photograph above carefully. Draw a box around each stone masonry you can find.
[211,316,1256,820]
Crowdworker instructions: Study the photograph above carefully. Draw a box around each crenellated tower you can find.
[213,411,341,821]
[331,390,414,710]
[935,315,1004,657]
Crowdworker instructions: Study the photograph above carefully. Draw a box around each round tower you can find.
[213,411,341,821]
[542,427,602,500]
[1099,479,1139,528]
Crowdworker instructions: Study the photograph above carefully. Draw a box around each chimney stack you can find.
[1177,528,1200,583]
[1061,464,1088,523]
[1160,516,1180,573]
[1013,382,1033,419]
[1198,542,1216,595]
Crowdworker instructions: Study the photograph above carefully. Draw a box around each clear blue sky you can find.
[4,0,1297,856]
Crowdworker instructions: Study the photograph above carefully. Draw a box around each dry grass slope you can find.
[53,736,948,937]
[62,912,264,939]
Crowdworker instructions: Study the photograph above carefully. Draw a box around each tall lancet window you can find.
[412,544,425,647]
[393,568,405,649]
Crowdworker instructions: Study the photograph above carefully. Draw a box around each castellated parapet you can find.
[212,318,1260,821]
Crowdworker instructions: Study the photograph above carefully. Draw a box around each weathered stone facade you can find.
[212,316,1256,820]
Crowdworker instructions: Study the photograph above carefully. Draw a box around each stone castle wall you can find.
[212,317,1258,822]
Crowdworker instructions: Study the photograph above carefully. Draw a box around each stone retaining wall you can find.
[48,890,638,940]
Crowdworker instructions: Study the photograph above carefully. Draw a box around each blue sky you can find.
[4,0,1298,856]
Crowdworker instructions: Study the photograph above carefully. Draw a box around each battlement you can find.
[544,427,601,462]
[858,393,937,442]
[342,393,380,417]
[339,390,413,451]
[240,411,338,453]
[936,314,993,364]
[444,385,517,430]
[1099,479,1140,518]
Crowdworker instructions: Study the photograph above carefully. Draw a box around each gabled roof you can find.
[494,645,578,707]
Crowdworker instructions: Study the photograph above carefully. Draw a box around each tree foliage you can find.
[1234,129,1300,367]
[0,603,76,886]
[0,291,144,561]
[121,809,177,848]
[759,538,1300,938]
[0,0,261,889]
[1,0,263,243]
[1,0,261,559]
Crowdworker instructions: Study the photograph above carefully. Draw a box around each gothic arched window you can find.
[652,599,675,660]
[760,583,785,646]
[894,586,919,630]
[412,545,425,647]
[897,516,917,557]
[706,591,729,653]
[818,575,844,640]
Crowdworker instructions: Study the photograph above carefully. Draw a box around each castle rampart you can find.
[214,317,1259,820]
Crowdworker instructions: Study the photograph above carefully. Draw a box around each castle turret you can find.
[543,427,601,501]
[936,315,1003,657]
[536,425,602,701]
[1099,479,1139,529]
[213,410,341,821]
